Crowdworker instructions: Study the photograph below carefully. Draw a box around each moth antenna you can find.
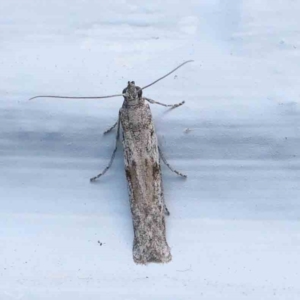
[29,94,124,101]
[141,60,193,90]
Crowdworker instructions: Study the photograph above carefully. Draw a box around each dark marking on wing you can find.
[125,168,131,181]
[153,162,160,180]
[150,129,154,137]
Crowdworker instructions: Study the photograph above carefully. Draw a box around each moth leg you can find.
[158,146,187,178]
[159,173,170,216]
[90,117,120,182]
[144,97,185,109]
[103,121,117,135]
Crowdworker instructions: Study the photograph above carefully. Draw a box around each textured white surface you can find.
[1,0,300,299]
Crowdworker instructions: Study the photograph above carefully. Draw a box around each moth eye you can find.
[131,81,135,84]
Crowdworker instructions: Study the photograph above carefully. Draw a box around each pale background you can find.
[1,0,300,299]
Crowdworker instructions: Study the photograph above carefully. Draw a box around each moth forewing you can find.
[121,83,171,263]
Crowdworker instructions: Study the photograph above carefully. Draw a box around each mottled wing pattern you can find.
[120,101,171,264]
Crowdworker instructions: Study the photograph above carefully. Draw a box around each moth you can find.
[30,60,193,264]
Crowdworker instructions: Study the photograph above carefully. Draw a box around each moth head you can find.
[123,81,142,103]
